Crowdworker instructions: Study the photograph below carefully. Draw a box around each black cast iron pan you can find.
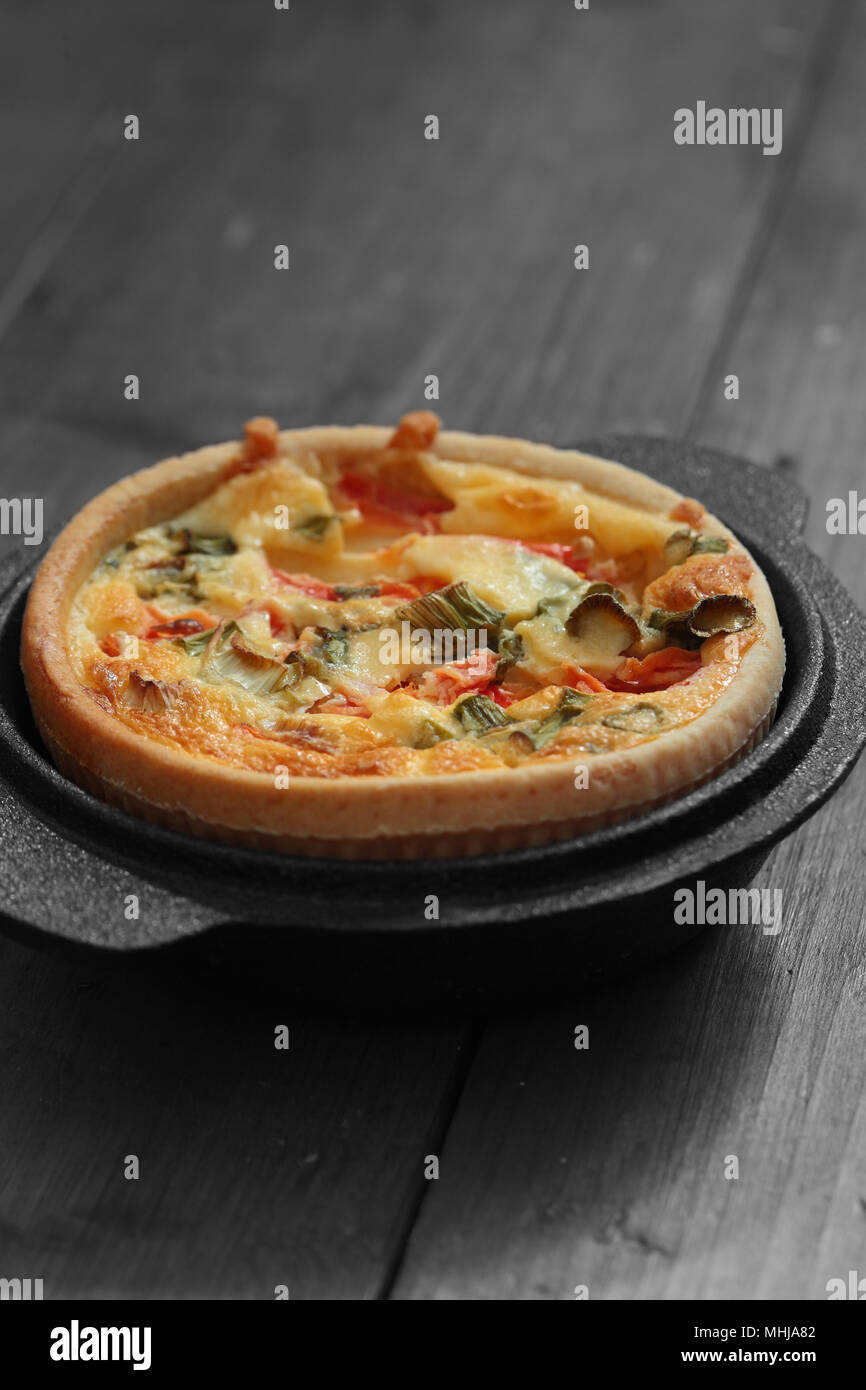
[0,438,863,1010]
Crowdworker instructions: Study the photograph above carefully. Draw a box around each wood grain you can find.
[0,0,862,1300]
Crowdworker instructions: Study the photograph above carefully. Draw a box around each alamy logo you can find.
[826,491,866,534]
[50,1320,152,1371]
[0,1276,43,1299]
[379,621,490,670]
[673,880,782,935]
[0,497,43,545]
[674,102,782,157]
[826,1270,866,1299]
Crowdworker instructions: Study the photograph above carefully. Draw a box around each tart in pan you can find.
[21,413,785,858]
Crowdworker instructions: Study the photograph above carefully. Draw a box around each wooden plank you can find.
[0,3,247,310]
[392,0,866,1300]
[0,932,467,1299]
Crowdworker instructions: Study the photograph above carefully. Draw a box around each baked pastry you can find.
[21,413,785,858]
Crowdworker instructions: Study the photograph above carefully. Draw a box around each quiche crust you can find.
[21,424,785,859]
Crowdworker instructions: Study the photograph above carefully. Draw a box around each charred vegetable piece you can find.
[566,592,641,651]
[648,593,755,643]
[395,582,505,637]
[602,702,664,733]
[688,594,756,637]
[333,583,380,600]
[584,581,629,605]
[454,692,512,733]
[317,629,351,665]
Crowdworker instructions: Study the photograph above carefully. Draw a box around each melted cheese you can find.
[395,534,583,619]
[68,432,757,778]
[421,457,675,553]
[178,461,343,561]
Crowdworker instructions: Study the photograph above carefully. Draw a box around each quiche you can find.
[21,413,785,858]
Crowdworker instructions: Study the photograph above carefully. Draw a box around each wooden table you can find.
[1,0,863,1300]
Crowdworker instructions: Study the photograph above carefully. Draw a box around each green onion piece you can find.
[496,629,524,671]
[535,594,566,617]
[292,514,336,542]
[664,527,729,565]
[602,702,664,733]
[177,620,238,656]
[187,533,237,556]
[412,718,455,749]
[317,629,350,665]
[395,582,505,636]
[529,687,592,748]
[454,693,511,733]
[691,535,729,555]
[333,584,380,600]
[663,528,697,566]
[648,606,693,634]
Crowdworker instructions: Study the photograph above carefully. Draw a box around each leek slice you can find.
[602,702,664,733]
[649,594,755,643]
[528,687,591,748]
[566,592,641,651]
[395,582,505,637]
[292,514,336,542]
[664,527,729,565]
[454,693,511,733]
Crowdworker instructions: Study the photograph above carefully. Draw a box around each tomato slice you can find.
[562,665,610,694]
[491,537,583,572]
[338,471,454,532]
[489,684,521,708]
[145,618,205,639]
[309,694,371,718]
[519,540,582,570]
[413,648,498,706]
[377,579,422,600]
[609,647,702,692]
[269,568,338,600]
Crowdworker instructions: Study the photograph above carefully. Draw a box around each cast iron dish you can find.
[0,437,863,1008]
